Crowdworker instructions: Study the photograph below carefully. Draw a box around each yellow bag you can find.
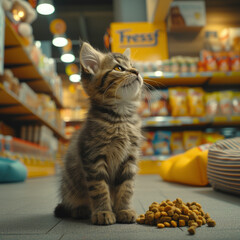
[159,144,211,186]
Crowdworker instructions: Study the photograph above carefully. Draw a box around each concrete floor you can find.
[0,175,240,240]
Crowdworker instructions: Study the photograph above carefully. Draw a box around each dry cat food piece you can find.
[188,225,197,235]
[136,198,216,235]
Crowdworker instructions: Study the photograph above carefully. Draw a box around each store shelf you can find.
[4,17,63,108]
[143,71,240,87]
[4,17,23,47]
[4,46,32,65]
[0,83,67,141]
[142,116,240,127]
[209,72,240,85]
[142,116,206,127]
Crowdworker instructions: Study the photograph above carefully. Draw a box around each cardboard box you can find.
[168,1,206,31]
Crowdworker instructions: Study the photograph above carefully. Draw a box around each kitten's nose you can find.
[129,69,139,76]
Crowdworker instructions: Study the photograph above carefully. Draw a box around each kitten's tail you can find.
[54,203,70,218]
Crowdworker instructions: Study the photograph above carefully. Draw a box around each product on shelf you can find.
[19,82,38,110]
[205,92,219,116]
[138,96,151,118]
[232,92,240,114]
[152,131,171,155]
[187,87,205,116]
[139,88,240,118]
[20,125,58,155]
[150,90,170,116]
[170,132,184,154]
[135,50,240,75]
[141,129,234,157]
[202,132,224,144]
[134,56,199,74]
[141,140,155,156]
[0,134,51,158]
[169,87,188,116]
[38,94,64,131]
[183,131,202,151]
[220,28,240,53]
[134,60,162,73]
[0,134,56,178]
[141,131,155,156]
[200,50,218,72]
[215,51,230,72]
[218,91,233,115]
[200,49,240,72]
[229,51,240,71]
[0,69,20,95]
[170,56,199,73]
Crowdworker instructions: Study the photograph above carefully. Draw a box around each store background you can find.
[1,1,240,239]
[1,0,240,178]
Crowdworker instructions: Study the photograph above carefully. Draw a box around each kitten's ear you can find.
[79,42,103,74]
[123,48,131,59]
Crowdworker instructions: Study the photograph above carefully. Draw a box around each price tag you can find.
[169,119,181,125]
[212,72,225,77]
[230,116,240,122]
[213,116,228,122]
[229,71,240,77]
[146,121,157,126]
[192,118,200,124]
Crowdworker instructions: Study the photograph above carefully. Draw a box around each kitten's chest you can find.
[106,123,141,173]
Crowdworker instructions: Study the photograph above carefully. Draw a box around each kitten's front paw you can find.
[116,209,136,223]
[91,211,116,225]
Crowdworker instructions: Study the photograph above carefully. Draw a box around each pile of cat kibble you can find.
[136,198,216,235]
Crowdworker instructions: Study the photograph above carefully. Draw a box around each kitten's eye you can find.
[114,65,124,71]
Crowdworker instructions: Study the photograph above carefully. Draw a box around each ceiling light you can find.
[36,0,55,15]
[69,74,81,83]
[52,35,68,47]
[61,53,75,63]
[35,41,41,48]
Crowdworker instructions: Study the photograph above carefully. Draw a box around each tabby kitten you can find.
[54,42,143,225]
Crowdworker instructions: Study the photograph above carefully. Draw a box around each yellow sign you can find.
[110,22,168,61]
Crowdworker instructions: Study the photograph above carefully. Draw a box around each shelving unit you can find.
[143,71,240,87]
[142,116,240,127]
[4,17,63,108]
[139,71,240,174]
[1,17,67,178]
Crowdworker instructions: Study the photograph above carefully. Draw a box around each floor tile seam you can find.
[46,219,62,234]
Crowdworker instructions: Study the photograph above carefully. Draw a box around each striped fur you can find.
[54,42,143,225]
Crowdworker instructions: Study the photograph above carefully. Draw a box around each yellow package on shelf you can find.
[23,157,55,178]
[159,144,211,186]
